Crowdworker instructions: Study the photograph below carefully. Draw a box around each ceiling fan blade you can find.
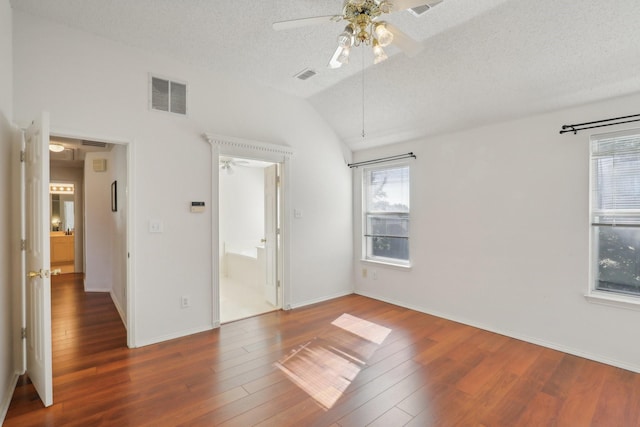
[385,23,423,57]
[273,15,342,31]
[386,0,443,13]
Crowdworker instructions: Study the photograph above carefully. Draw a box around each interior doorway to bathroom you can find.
[218,156,281,323]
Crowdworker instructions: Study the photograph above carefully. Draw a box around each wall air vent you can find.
[82,140,107,148]
[408,0,443,17]
[294,68,317,81]
[150,75,187,115]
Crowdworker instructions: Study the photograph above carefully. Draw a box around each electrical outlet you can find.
[149,220,163,233]
[181,295,191,308]
[362,268,367,278]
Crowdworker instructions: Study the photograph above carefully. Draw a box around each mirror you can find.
[50,183,75,233]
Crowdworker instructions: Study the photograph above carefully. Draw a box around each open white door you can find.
[25,113,53,407]
[264,165,278,306]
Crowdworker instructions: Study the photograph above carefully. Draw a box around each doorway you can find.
[218,156,281,322]
[48,135,130,327]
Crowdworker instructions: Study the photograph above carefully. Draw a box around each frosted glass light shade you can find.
[374,23,394,47]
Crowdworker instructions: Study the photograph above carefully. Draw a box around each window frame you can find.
[587,129,640,310]
[361,161,411,267]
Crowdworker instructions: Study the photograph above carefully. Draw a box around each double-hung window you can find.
[363,163,410,266]
[591,130,640,297]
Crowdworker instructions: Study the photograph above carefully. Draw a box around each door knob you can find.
[27,269,50,279]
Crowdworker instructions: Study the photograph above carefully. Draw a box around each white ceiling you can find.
[10,0,640,150]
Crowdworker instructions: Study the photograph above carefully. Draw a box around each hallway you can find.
[6,274,126,424]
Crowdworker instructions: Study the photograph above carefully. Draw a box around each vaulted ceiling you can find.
[10,0,640,150]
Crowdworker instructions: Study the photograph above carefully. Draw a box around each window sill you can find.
[584,291,640,311]
[360,259,412,271]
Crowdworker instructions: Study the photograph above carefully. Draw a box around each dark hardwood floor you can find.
[5,274,640,426]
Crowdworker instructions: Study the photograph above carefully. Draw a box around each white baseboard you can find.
[288,290,354,310]
[110,291,126,327]
[355,290,640,374]
[135,324,216,348]
[0,372,20,424]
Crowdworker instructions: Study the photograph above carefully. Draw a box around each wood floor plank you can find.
[367,407,413,427]
[5,274,640,427]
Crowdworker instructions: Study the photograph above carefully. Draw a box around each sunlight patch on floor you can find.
[275,313,392,410]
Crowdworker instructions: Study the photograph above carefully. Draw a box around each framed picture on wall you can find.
[111,180,117,212]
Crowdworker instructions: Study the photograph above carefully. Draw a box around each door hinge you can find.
[276,175,281,186]
[21,327,27,339]
[20,150,25,162]
[277,228,281,235]
[20,239,26,251]
[277,280,281,289]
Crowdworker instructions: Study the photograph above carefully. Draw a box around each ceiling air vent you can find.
[294,68,317,81]
[408,0,443,17]
[150,75,187,115]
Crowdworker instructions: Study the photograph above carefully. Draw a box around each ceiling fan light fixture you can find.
[49,144,65,153]
[328,46,345,69]
[373,39,388,64]
[374,22,394,47]
[337,46,351,65]
[337,25,354,48]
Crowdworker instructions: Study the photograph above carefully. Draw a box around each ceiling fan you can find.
[219,158,249,175]
[273,0,443,68]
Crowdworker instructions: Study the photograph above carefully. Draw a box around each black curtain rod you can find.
[560,113,640,135]
[348,152,416,168]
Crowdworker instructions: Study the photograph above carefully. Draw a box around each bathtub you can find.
[222,241,265,291]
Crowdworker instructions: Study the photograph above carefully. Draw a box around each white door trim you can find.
[49,129,136,348]
[203,133,293,327]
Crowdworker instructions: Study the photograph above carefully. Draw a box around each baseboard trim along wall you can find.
[110,291,126,327]
[135,324,215,349]
[355,290,640,374]
[0,372,20,424]
[289,290,354,310]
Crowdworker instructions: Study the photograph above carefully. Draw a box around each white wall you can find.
[83,146,127,323]
[13,11,353,346]
[353,91,640,372]
[84,151,115,292]
[0,0,14,421]
[219,165,265,256]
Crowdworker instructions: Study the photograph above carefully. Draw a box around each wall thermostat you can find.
[191,201,205,213]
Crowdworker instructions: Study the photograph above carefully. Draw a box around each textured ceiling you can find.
[10,0,640,150]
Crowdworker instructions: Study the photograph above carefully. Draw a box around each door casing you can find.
[205,134,293,327]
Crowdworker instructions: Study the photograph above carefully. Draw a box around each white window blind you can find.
[363,163,410,264]
[592,133,640,225]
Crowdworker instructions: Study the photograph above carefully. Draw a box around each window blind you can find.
[591,133,640,225]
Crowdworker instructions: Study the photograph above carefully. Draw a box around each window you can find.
[363,163,410,265]
[591,130,640,297]
[150,75,187,115]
